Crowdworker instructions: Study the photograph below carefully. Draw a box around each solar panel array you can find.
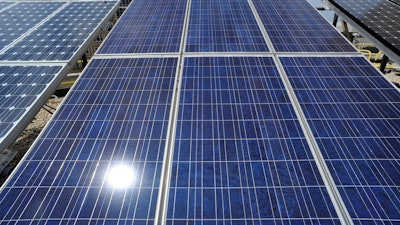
[0,1,119,151]
[1,0,399,225]
[326,0,400,62]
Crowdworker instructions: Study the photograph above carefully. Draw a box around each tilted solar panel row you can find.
[0,1,120,152]
[97,0,356,54]
[0,1,118,61]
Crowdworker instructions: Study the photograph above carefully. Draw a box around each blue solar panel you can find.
[0,1,117,61]
[0,2,13,10]
[186,0,268,52]
[167,57,340,224]
[97,0,187,54]
[0,2,65,51]
[281,56,400,224]
[253,0,357,52]
[0,65,63,138]
[0,57,177,224]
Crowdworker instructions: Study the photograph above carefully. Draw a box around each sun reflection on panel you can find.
[106,164,136,189]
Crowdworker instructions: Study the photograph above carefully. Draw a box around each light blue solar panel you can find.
[186,0,268,52]
[281,56,400,224]
[0,1,118,61]
[0,2,13,9]
[0,57,177,224]
[98,0,187,54]
[253,0,357,52]
[0,2,65,51]
[167,57,340,224]
[0,65,63,139]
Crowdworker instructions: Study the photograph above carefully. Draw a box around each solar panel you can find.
[167,57,340,224]
[389,0,400,5]
[0,2,65,51]
[0,64,67,151]
[1,0,399,224]
[253,0,357,52]
[0,1,118,61]
[0,2,16,13]
[327,0,400,62]
[281,56,400,224]
[0,57,178,223]
[0,1,119,151]
[186,0,268,52]
[97,0,187,54]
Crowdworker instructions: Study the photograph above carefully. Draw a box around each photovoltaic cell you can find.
[0,1,117,61]
[186,0,268,52]
[167,57,340,224]
[97,0,187,54]
[0,2,65,51]
[327,0,400,56]
[0,65,63,139]
[281,56,400,224]
[253,0,357,52]
[0,57,177,224]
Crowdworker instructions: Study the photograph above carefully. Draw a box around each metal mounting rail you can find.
[153,0,192,224]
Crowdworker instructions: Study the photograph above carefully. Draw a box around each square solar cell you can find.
[281,56,400,224]
[98,0,187,54]
[167,57,340,224]
[253,0,357,52]
[0,57,178,224]
[186,0,268,52]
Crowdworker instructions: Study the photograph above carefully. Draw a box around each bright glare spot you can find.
[106,164,136,189]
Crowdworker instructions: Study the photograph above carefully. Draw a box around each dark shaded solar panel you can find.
[0,2,65,50]
[253,0,357,52]
[281,56,400,224]
[167,57,340,224]
[0,57,177,224]
[327,0,400,56]
[97,0,187,54]
[0,65,63,139]
[389,0,400,5]
[186,0,268,52]
[0,1,118,61]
